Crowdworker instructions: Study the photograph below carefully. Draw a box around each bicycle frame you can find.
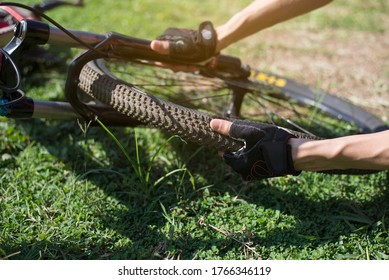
[0,13,249,126]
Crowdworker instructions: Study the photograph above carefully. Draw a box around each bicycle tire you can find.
[76,59,387,175]
[78,60,325,152]
[79,58,387,136]
[77,61,244,152]
[77,59,388,175]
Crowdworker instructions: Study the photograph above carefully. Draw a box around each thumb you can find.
[150,40,170,55]
[210,119,232,136]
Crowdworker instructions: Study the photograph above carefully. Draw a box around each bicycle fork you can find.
[225,86,247,118]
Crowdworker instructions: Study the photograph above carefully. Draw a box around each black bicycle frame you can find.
[0,18,249,126]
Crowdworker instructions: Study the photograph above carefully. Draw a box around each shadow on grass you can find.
[3,118,388,260]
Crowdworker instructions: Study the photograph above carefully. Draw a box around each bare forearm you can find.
[215,0,332,51]
[289,130,389,171]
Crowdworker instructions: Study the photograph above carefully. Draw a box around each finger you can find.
[210,119,232,136]
[150,40,170,55]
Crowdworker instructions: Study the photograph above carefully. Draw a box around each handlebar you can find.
[2,17,250,83]
[98,32,250,79]
[0,4,251,120]
[1,1,250,78]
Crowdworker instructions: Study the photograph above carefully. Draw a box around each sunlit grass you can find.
[0,0,388,260]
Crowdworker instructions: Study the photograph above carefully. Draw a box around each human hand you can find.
[210,119,300,180]
[150,21,217,72]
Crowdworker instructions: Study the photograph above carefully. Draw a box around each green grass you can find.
[0,0,388,260]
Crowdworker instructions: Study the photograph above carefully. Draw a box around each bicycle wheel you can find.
[77,58,388,152]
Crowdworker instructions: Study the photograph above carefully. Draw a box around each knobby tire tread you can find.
[79,63,243,151]
[77,61,380,176]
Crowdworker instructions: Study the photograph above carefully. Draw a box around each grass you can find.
[0,0,388,260]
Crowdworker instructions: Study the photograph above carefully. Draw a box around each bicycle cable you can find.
[0,47,21,92]
[0,43,26,110]
[0,88,25,108]
[0,2,106,56]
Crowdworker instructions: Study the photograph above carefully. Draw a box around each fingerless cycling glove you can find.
[223,120,301,180]
[156,21,217,63]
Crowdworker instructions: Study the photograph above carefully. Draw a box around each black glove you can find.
[156,21,217,63]
[223,120,301,180]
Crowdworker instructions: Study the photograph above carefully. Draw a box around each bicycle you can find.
[0,1,387,175]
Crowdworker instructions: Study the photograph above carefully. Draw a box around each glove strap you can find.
[260,138,301,176]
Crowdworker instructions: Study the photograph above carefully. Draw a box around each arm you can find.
[210,119,389,172]
[151,0,332,54]
[289,130,389,171]
[215,0,332,51]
